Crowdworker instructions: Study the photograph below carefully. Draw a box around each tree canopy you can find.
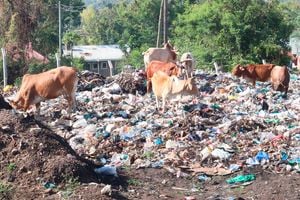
[0,0,85,83]
[1,0,299,81]
[74,0,298,69]
[172,0,295,69]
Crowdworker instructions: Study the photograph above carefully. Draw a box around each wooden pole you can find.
[1,48,7,87]
[163,0,168,44]
[55,53,60,68]
[58,1,62,65]
[156,0,164,47]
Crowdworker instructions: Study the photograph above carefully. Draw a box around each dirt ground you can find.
[0,109,299,200]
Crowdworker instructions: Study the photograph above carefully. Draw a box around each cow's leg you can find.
[65,95,74,113]
[71,78,78,111]
[64,78,78,113]
[147,80,151,93]
[71,92,76,111]
[185,70,189,79]
[155,96,159,110]
[21,90,32,112]
[35,102,41,117]
[162,96,166,112]
[23,100,30,112]
[68,86,77,112]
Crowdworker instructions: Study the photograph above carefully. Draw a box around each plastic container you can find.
[226,174,256,184]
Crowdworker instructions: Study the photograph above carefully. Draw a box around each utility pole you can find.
[58,0,62,67]
[1,48,7,87]
[156,0,164,47]
[163,0,168,44]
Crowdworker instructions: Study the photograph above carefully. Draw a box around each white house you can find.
[290,37,300,68]
[67,45,125,77]
[290,37,300,55]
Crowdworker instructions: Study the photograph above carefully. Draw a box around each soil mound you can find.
[0,110,99,199]
[0,94,12,110]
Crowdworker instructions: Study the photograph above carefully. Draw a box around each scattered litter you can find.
[3,68,300,196]
[226,174,256,184]
[100,184,112,195]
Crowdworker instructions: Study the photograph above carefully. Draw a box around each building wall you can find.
[84,60,116,77]
[290,37,300,55]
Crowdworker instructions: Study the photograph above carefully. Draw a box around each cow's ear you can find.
[238,66,245,71]
[170,66,176,71]
[248,65,255,73]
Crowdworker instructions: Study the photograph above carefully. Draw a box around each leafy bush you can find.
[61,57,85,71]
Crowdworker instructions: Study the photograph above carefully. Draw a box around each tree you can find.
[0,0,84,83]
[79,6,99,44]
[77,0,184,68]
[63,31,81,49]
[281,0,300,39]
[33,0,85,55]
[172,0,294,70]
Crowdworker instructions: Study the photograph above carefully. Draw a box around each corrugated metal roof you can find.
[72,45,125,61]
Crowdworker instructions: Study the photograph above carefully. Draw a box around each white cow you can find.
[180,52,195,78]
[143,42,178,69]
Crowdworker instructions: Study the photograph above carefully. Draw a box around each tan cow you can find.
[151,71,198,112]
[9,66,78,115]
[143,41,178,68]
[270,66,290,95]
[146,60,182,93]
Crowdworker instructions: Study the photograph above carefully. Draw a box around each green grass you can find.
[127,178,142,186]
[7,163,17,173]
[143,151,154,160]
[61,176,80,199]
[0,182,13,199]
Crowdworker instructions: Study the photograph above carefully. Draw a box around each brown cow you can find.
[146,60,182,93]
[232,64,275,86]
[9,66,78,115]
[143,41,178,68]
[270,66,290,95]
[151,71,198,112]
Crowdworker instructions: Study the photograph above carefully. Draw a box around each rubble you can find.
[19,70,300,174]
[1,68,300,198]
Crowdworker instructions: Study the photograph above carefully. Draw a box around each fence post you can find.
[1,48,7,87]
[214,62,219,75]
[55,53,60,68]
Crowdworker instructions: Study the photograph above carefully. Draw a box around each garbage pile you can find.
[77,70,106,91]
[3,70,300,185]
[114,71,147,95]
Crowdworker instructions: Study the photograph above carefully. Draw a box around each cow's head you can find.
[232,64,246,77]
[7,96,25,111]
[180,58,193,68]
[167,63,181,77]
[186,77,199,95]
[163,41,173,50]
